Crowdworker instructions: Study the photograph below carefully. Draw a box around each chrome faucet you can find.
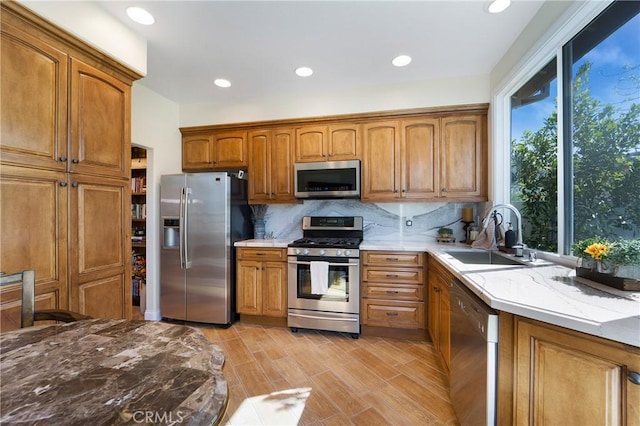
[481,203,524,248]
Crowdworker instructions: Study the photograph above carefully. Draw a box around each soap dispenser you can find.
[505,222,516,248]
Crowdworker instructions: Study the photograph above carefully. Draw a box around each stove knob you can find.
[320,249,326,256]
[303,249,309,256]
[345,250,351,257]
[336,249,343,256]
[295,248,301,255]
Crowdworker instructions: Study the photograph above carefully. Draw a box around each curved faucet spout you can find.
[482,203,524,247]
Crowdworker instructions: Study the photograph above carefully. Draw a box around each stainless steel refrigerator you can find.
[160,172,251,324]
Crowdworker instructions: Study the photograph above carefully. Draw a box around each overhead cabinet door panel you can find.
[70,58,130,179]
[0,24,68,171]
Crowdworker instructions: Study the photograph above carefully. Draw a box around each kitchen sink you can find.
[445,249,525,266]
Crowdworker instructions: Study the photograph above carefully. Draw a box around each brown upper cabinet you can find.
[181,105,487,204]
[182,130,247,171]
[294,123,360,163]
[362,113,487,202]
[69,58,131,179]
[440,115,486,199]
[247,128,295,204]
[1,27,130,179]
[362,118,439,201]
[1,24,68,172]
[0,1,141,329]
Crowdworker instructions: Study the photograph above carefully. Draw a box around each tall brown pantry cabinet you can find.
[0,2,142,331]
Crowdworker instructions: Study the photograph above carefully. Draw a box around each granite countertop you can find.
[0,319,228,424]
[235,238,640,346]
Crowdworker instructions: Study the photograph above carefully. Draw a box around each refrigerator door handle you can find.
[179,187,186,269]
[183,187,192,269]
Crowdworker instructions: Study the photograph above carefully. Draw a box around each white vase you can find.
[254,219,265,239]
[596,260,613,274]
[578,258,596,270]
[613,264,640,279]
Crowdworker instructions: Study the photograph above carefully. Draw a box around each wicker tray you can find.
[576,267,640,291]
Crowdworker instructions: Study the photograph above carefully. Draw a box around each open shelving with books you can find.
[131,147,147,306]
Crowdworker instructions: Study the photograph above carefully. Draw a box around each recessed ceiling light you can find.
[126,7,155,25]
[214,78,231,88]
[488,0,511,14]
[295,67,313,77]
[392,55,412,67]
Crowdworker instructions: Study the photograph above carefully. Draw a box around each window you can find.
[511,59,558,252]
[509,0,640,256]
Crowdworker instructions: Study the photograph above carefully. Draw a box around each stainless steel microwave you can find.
[294,160,361,199]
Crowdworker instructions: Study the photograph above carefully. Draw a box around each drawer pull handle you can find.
[386,290,399,294]
[386,274,399,278]
[386,312,398,317]
[386,257,399,261]
[629,372,640,385]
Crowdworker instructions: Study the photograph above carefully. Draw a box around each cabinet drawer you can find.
[362,284,423,301]
[362,267,424,285]
[362,251,425,267]
[361,300,425,329]
[237,248,285,261]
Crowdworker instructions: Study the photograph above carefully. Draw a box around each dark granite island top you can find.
[0,319,227,425]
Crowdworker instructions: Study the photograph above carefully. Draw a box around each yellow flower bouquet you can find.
[573,237,640,290]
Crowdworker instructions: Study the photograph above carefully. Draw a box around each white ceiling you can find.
[95,1,545,106]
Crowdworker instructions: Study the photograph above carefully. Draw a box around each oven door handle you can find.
[287,260,359,267]
[288,313,359,322]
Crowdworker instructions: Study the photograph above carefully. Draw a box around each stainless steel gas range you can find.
[287,216,363,338]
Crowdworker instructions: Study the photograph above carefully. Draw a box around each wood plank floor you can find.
[197,322,460,426]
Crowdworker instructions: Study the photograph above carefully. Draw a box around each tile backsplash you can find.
[259,199,482,243]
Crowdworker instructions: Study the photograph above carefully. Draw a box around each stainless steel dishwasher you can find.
[450,279,498,426]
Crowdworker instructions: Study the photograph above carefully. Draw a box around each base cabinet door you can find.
[236,248,287,317]
[68,175,130,319]
[236,260,262,315]
[0,166,69,331]
[261,262,287,317]
[427,256,452,371]
[513,317,640,425]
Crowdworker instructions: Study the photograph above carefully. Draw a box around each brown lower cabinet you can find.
[236,248,287,318]
[67,175,129,317]
[360,251,426,331]
[498,313,640,425]
[427,255,452,371]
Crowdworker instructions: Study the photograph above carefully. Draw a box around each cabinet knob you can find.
[72,159,79,164]
[72,182,79,188]
[59,182,68,187]
[629,372,640,385]
[59,156,67,162]
[402,189,407,193]
[441,188,447,192]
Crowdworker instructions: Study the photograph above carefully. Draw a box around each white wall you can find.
[131,84,181,321]
[180,74,490,127]
[19,0,147,75]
